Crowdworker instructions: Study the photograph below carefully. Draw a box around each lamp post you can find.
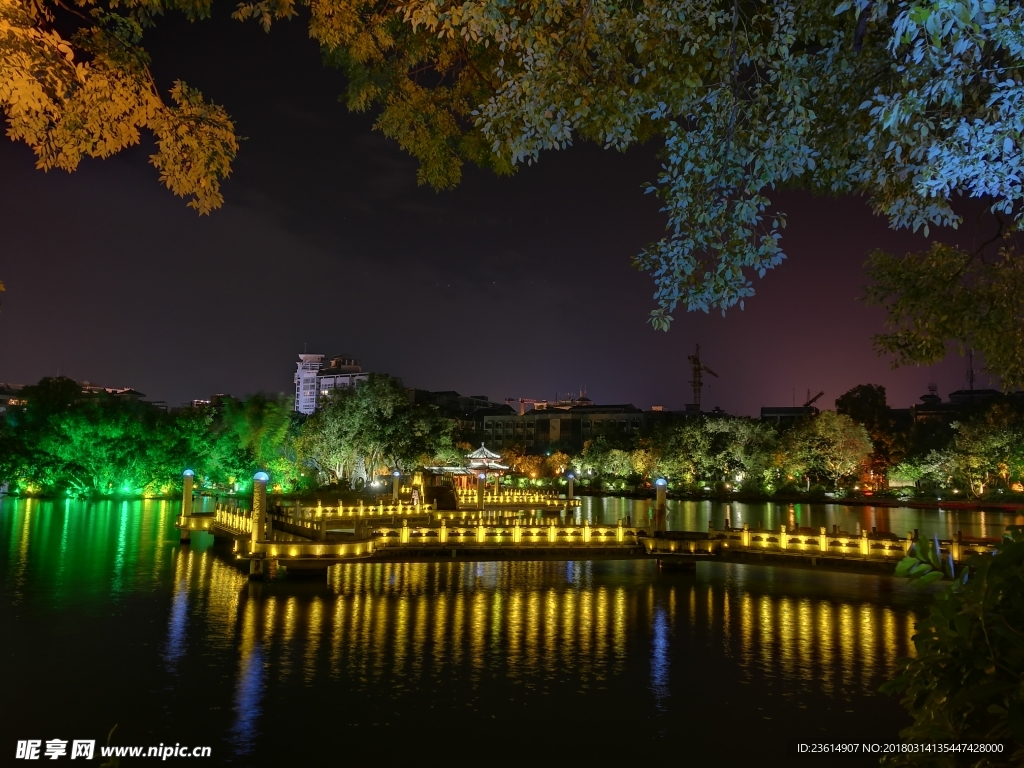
[252,472,268,544]
[249,471,269,580]
[392,470,401,502]
[567,473,575,501]
[654,478,668,534]
[477,473,486,511]
[180,469,195,544]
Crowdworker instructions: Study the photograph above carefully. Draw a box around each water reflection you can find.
[158,555,918,716]
[650,606,670,709]
[1,497,938,761]
[578,496,1021,540]
[230,599,265,756]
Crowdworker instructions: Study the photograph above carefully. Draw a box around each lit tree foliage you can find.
[0,377,214,494]
[217,394,304,489]
[894,401,1024,497]
[294,374,456,484]
[0,0,237,213]
[784,411,873,488]
[4,0,1022,334]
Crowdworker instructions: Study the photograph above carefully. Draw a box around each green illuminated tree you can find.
[294,375,456,483]
[0,378,216,495]
[5,0,1022,344]
[930,402,1024,496]
[294,388,359,484]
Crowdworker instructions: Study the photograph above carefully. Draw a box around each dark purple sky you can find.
[0,11,999,415]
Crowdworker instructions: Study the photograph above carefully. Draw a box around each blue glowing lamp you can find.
[655,478,668,487]
[567,472,575,480]
[478,473,486,480]
[253,471,270,483]
[182,469,195,477]
[393,470,401,477]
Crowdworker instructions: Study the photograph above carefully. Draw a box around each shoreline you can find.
[574,490,1024,513]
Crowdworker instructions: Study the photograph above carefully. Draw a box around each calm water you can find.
[3,497,1018,765]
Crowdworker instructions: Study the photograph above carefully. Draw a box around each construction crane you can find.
[687,344,719,412]
[804,390,825,408]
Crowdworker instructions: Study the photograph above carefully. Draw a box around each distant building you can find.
[470,395,674,452]
[293,354,371,414]
[759,405,818,425]
[408,390,502,436]
[0,383,25,414]
[79,381,147,401]
[909,385,1006,423]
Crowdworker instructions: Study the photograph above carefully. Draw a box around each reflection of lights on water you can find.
[650,606,670,709]
[163,573,189,671]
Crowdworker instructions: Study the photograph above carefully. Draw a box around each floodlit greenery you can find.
[890,401,1024,498]
[4,376,1023,499]
[294,373,458,485]
[0,377,215,496]
[522,385,1024,498]
[0,374,457,496]
[565,410,870,494]
[3,0,1022,366]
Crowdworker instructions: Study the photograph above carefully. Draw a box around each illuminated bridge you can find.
[174,472,1001,580]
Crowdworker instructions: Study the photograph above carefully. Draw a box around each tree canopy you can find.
[3,0,1022,359]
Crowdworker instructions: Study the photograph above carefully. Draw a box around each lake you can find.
[3,496,1015,765]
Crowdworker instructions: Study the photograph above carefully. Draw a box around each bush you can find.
[884,533,1024,765]
[807,483,828,500]
[773,481,802,497]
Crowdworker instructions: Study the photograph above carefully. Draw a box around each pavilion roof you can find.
[466,443,502,460]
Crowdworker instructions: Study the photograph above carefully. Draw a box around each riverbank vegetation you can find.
[0,375,457,497]
[527,386,1024,502]
[3,377,1023,502]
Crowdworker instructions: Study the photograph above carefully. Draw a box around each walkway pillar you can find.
[180,469,194,544]
[819,527,828,555]
[252,472,268,545]
[477,473,486,511]
[654,478,668,533]
[392,471,401,503]
[567,473,574,501]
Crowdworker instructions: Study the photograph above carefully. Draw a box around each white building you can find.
[293,354,370,414]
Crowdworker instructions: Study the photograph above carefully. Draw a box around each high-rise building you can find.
[293,354,370,414]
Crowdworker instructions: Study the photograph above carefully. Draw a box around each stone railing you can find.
[645,522,1000,564]
[374,518,640,548]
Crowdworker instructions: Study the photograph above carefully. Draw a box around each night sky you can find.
[0,10,1002,415]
